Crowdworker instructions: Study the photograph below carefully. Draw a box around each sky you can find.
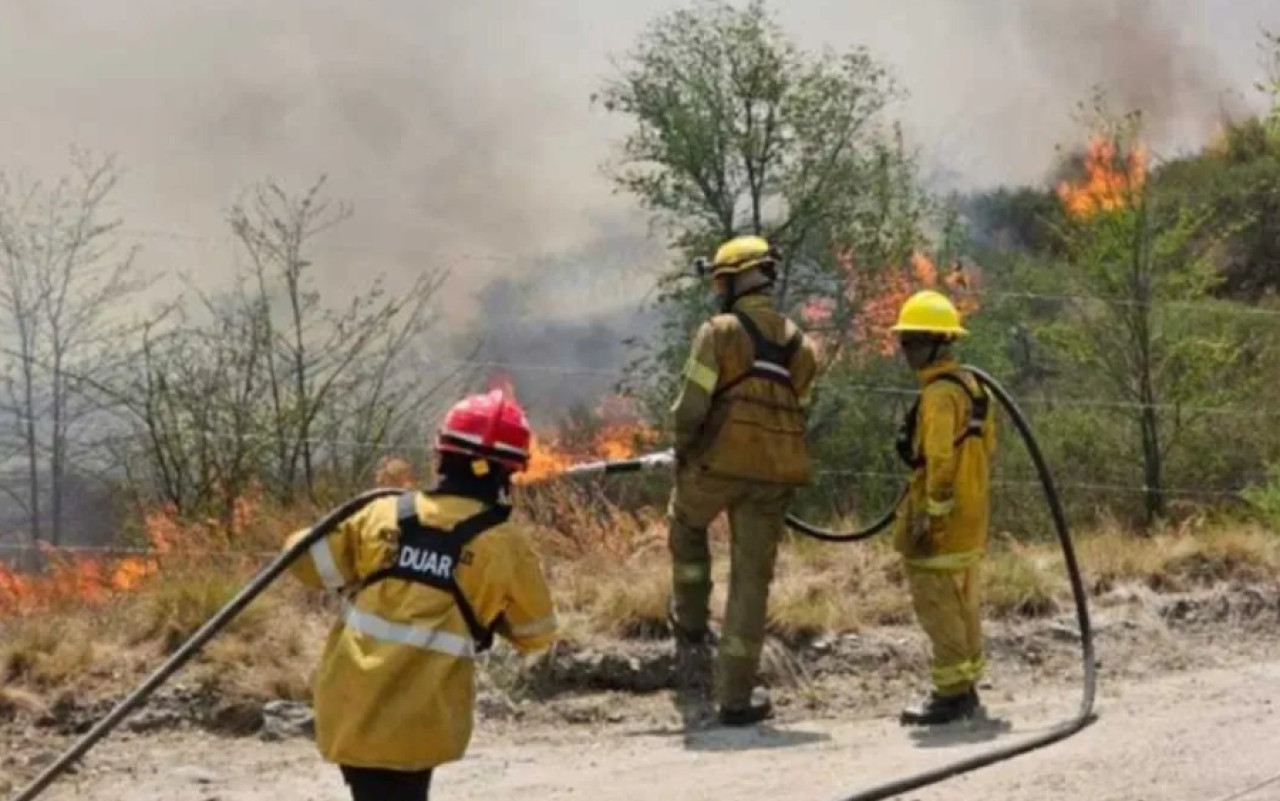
[0,0,1275,405]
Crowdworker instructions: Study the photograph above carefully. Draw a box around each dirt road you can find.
[22,655,1280,801]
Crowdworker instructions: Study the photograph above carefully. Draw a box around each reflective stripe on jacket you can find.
[286,491,556,770]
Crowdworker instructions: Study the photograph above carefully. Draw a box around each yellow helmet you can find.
[890,290,968,337]
[707,235,778,278]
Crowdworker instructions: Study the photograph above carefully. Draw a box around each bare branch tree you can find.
[0,149,150,547]
[227,175,451,502]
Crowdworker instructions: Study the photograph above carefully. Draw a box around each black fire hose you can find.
[784,365,1097,801]
[783,487,905,543]
[7,487,404,801]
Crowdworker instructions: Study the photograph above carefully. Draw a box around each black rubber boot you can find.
[718,689,774,727]
[899,687,980,726]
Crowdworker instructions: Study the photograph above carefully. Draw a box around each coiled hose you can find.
[784,365,1098,801]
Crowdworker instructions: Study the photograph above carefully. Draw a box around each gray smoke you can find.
[1,0,1275,416]
[776,0,1275,189]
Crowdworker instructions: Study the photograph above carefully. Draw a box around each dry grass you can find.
[126,563,265,653]
[1051,520,1280,594]
[541,511,1280,641]
[2,488,1279,711]
[0,684,48,718]
[0,614,97,690]
[983,546,1063,617]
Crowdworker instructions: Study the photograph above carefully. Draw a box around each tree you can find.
[112,292,274,525]
[91,177,458,525]
[594,0,926,411]
[0,150,149,547]
[1046,101,1242,525]
[227,176,448,503]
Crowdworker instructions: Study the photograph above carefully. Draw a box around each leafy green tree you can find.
[1043,102,1245,525]
[593,0,929,414]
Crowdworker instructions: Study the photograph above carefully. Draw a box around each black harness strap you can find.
[895,371,991,470]
[711,311,803,401]
[356,491,510,653]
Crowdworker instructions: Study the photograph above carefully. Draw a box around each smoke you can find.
[780,0,1275,190]
[1,0,1275,415]
[454,220,663,423]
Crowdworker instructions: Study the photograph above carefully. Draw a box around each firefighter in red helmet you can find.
[284,389,557,801]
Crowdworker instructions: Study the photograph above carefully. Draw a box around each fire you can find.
[515,422,658,485]
[1056,136,1147,219]
[0,495,262,619]
[0,547,153,617]
[814,251,979,359]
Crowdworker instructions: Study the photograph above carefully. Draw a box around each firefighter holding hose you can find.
[891,290,996,725]
[283,389,557,800]
[666,234,818,726]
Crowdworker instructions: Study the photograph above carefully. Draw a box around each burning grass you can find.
[2,478,1280,719]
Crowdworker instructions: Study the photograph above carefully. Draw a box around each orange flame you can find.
[515,422,658,485]
[0,494,263,619]
[814,251,979,359]
[1056,136,1147,219]
[0,547,153,617]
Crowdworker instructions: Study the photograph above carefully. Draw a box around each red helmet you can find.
[435,389,532,471]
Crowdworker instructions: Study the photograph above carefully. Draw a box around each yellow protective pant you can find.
[667,468,793,709]
[906,563,985,696]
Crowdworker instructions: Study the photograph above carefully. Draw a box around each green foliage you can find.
[1243,465,1280,531]
[600,5,1280,536]
[596,0,929,414]
[1024,100,1245,525]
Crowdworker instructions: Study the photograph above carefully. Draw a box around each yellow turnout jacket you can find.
[286,490,556,770]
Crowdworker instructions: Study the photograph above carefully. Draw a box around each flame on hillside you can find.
[805,251,979,359]
[1056,136,1147,218]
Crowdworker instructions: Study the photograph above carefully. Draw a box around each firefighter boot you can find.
[899,687,981,726]
[718,687,774,727]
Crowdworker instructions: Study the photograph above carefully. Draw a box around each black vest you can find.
[355,491,509,652]
[711,311,803,400]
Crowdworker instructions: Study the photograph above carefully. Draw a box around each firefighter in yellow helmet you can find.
[890,290,996,725]
[667,234,818,726]
[283,390,557,800]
